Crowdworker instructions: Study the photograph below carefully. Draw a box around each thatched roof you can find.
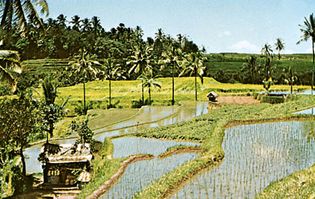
[42,144,93,164]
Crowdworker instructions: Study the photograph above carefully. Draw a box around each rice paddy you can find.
[172,121,315,198]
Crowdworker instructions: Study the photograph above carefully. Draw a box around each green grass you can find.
[52,108,139,139]
[134,95,315,198]
[257,164,315,199]
[78,138,124,199]
[32,77,309,114]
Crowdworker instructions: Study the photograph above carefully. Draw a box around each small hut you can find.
[40,143,93,188]
[207,91,218,102]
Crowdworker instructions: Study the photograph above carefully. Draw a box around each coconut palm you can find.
[102,58,125,108]
[0,0,49,34]
[242,55,259,83]
[127,46,153,104]
[297,13,315,92]
[283,67,298,94]
[261,43,273,58]
[160,44,183,105]
[180,52,206,101]
[0,50,22,92]
[68,49,101,115]
[70,15,81,31]
[139,73,161,104]
[275,38,285,60]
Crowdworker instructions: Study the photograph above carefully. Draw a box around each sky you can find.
[46,0,315,54]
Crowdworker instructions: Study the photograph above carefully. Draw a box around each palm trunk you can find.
[171,64,175,105]
[20,147,26,176]
[49,122,54,138]
[148,85,151,105]
[278,51,281,60]
[141,80,144,105]
[83,82,86,115]
[108,79,112,108]
[312,41,314,95]
[195,68,198,101]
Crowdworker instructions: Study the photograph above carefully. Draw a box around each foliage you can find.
[70,117,94,145]
[0,90,40,196]
[138,72,161,104]
[68,49,102,114]
[297,13,315,91]
[40,77,68,139]
[180,52,206,101]
[0,50,22,92]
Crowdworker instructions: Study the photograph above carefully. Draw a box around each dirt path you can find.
[216,96,259,105]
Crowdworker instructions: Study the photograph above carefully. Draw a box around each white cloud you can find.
[229,40,259,53]
[218,30,231,38]
[224,31,231,36]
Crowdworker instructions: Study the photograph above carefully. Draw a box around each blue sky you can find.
[46,0,314,54]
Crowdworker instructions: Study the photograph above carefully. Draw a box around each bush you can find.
[260,95,285,104]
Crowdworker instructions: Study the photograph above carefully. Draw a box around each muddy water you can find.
[172,121,315,199]
[25,102,208,174]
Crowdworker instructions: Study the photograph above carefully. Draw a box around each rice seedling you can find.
[172,121,315,198]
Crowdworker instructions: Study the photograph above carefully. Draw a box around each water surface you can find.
[173,121,315,199]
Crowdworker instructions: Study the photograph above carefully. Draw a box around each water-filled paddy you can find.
[25,102,208,174]
[112,137,199,158]
[173,121,315,199]
[100,153,197,199]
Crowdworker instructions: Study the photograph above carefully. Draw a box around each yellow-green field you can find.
[42,77,310,109]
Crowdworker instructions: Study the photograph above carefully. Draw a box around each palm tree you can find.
[102,58,125,108]
[160,43,183,105]
[275,38,285,60]
[283,67,298,94]
[180,52,206,101]
[139,73,161,104]
[68,49,101,115]
[0,0,49,34]
[91,16,103,37]
[261,43,273,58]
[297,13,315,93]
[127,46,153,104]
[0,50,22,92]
[242,55,258,83]
[81,18,91,32]
[56,14,67,28]
[261,43,274,89]
[70,15,81,31]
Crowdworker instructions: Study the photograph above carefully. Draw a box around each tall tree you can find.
[41,77,68,140]
[160,42,183,105]
[242,55,259,83]
[127,46,153,104]
[0,91,40,177]
[70,15,81,31]
[261,43,273,58]
[180,52,206,101]
[68,49,102,115]
[297,13,315,92]
[0,50,22,92]
[139,72,161,105]
[0,0,48,35]
[102,58,125,108]
[275,38,285,60]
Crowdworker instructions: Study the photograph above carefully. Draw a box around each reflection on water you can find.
[295,107,315,115]
[25,102,208,174]
[173,121,315,199]
[100,153,197,199]
[112,137,199,158]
